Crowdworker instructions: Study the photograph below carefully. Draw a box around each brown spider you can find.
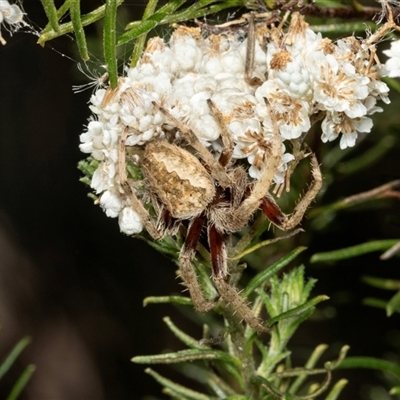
[119,98,322,332]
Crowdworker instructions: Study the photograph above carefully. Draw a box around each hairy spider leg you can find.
[156,208,180,235]
[233,100,282,222]
[279,152,322,230]
[208,223,227,279]
[208,223,268,332]
[206,99,234,167]
[118,127,161,239]
[244,13,263,86]
[261,152,322,231]
[152,101,232,188]
[179,215,215,312]
[261,194,287,227]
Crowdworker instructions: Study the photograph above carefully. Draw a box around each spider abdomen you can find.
[142,141,216,219]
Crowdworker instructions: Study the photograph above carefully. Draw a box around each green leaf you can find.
[390,386,400,395]
[324,379,348,400]
[362,297,387,310]
[118,0,186,46]
[143,295,193,307]
[383,77,400,95]
[325,345,350,370]
[337,357,400,379]
[6,365,36,400]
[204,370,238,397]
[243,247,307,297]
[41,1,71,34]
[0,337,31,380]
[289,344,329,394]
[252,375,283,399]
[132,349,241,368]
[163,317,204,349]
[103,0,119,88]
[311,21,375,34]
[387,290,400,316]
[310,240,399,263]
[145,368,214,400]
[336,135,396,175]
[70,0,89,61]
[40,0,61,32]
[38,2,124,46]
[362,275,400,290]
[165,0,244,24]
[129,0,159,68]
[134,348,244,388]
[265,295,329,327]
[309,181,400,220]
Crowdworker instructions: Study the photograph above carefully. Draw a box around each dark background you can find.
[0,1,399,399]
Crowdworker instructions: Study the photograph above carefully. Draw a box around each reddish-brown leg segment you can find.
[261,152,322,231]
[208,223,227,279]
[261,194,286,227]
[179,215,215,312]
[208,224,268,332]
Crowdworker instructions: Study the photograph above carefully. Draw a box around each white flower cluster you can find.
[263,19,389,149]
[79,14,390,235]
[0,1,25,45]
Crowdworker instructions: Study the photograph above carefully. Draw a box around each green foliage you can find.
[0,336,34,400]
[37,0,266,86]
[133,257,348,400]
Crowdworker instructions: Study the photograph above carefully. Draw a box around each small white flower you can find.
[91,161,117,193]
[0,0,26,45]
[220,42,246,74]
[383,40,400,78]
[310,53,370,117]
[79,121,119,162]
[0,1,23,23]
[269,52,312,99]
[119,207,143,235]
[99,190,124,218]
[368,79,390,105]
[255,81,311,140]
[321,111,373,149]
[170,31,203,73]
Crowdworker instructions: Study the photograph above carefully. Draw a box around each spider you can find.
[119,98,322,332]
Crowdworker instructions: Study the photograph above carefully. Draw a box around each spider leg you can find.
[208,224,268,332]
[233,101,282,223]
[152,101,231,188]
[156,208,180,236]
[260,152,322,230]
[206,99,234,167]
[244,13,263,87]
[260,193,286,227]
[278,152,322,230]
[118,127,161,239]
[179,215,215,312]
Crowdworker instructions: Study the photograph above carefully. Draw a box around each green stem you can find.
[39,0,61,32]
[130,0,159,68]
[0,337,31,379]
[70,0,89,60]
[311,240,400,263]
[118,0,186,47]
[6,365,36,400]
[38,1,124,46]
[104,0,119,88]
